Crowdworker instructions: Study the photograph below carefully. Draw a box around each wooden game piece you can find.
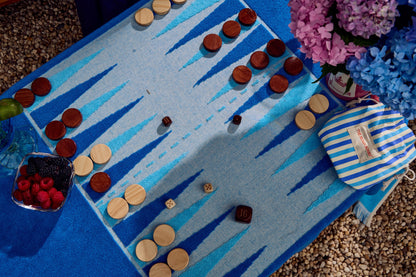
[269,74,289,93]
[152,0,171,15]
[266,39,286,57]
[90,172,112,193]
[203,34,222,52]
[135,8,154,26]
[149,263,172,277]
[55,138,77,158]
[153,224,175,246]
[135,239,158,262]
[250,51,269,70]
[308,93,329,114]
[238,8,257,26]
[295,110,316,130]
[162,116,172,127]
[61,108,82,128]
[235,205,252,223]
[222,20,241,38]
[232,115,242,125]
[284,57,303,76]
[165,199,176,209]
[167,248,189,271]
[31,77,51,96]
[45,120,66,140]
[90,143,112,164]
[14,88,35,108]
[107,197,129,219]
[172,0,186,4]
[203,183,214,193]
[124,184,146,205]
[232,65,252,84]
[73,155,94,177]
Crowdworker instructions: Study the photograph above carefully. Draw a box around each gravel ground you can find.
[1,1,415,276]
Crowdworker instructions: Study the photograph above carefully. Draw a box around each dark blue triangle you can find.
[31,64,117,129]
[223,246,266,277]
[143,206,234,273]
[84,129,170,202]
[72,96,143,155]
[288,154,333,196]
[113,169,204,246]
[166,0,244,54]
[256,121,300,159]
[194,25,273,87]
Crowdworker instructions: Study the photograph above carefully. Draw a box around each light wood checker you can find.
[124,184,146,205]
[309,93,329,114]
[90,143,112,164]
[295,110,316,130]
[172,0,186,4]
[149,263,172,277]
[167,248,189,271]
[135,239,158,262]
[135,8,154,26]
[153,224,175,246]
[107,197,129,219]
[73,155,93,177]
[152,0,171,15]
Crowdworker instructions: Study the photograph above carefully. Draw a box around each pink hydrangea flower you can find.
[336,0,399,39]
[288,0,366,66]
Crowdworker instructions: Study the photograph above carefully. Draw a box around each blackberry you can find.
[39,166,55,178]
[33,157,46,172]
[26,158,38,175]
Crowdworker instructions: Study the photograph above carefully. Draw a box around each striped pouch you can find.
[318,103,416,190]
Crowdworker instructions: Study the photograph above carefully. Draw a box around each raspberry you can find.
[37,190,50,203]
[52,191,65,206]
[31,183,41,196]
[13,190,23,201]
[16,175,26,183]
[40,177,54,190]
[22,190,33,205]
[17,179,31,191]
[33,173,42,182]
[19,165,28,176]
[41,198,51,209]
[48,187,57,198]
[51,202,60,209]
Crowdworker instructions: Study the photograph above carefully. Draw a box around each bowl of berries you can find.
[12,152,74,212]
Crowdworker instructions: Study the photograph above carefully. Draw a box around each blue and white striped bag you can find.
[318,103,416,190]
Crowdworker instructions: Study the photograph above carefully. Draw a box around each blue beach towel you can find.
[353,167,415,226]
[319,104,416,191]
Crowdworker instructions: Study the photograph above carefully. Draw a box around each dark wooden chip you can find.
[14,88,35,108]
[284,57,303,76]
[250,51,270,70]
[238,8,257,26]
[266,39,286,57]
[222,20,241,38]
[55,138,77,158]
[90,172,111,193]
[232,65,252,84]
[45,120,66,140]
[269,74,289,93]
[203,34,222,52]
[31,77,51,96]
[62,108,83,128]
